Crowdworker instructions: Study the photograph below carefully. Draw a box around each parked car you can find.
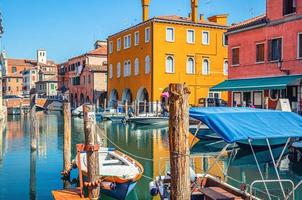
[198,98,227,107]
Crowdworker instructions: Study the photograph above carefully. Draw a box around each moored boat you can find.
[128,115,169,126]
[78,147,144,200]
[150,173,258,200]
[189,124,221,140]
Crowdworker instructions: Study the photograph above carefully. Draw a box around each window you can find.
[8,77,11,82]
[124,61,127,77]
[186,57,195,74]
[202,59,210,75]
[117,62,121,78]
[202,31,209,45]
[16,78,19,83]
[298,33,302,58]
[124,35,131,49]
[134,58,139,75]
[88,75,91,84]
[145,55,150,74]
[51,84,55,90]
[268,38,282,61]
[256,43,265,63]
[253,91,263,108]
[109,41,113,53]
[12,67,17,73]
[123,60,131,77]
[223,60,228,75]
[187,30,195,44]
[232,47,240,66]
[223,34,228,46]
[166,27,174,42]
[165,56,174,73]
[16,86,19,92]
[109,64,113,79]
[127,60,131,76]
[134,31,139,46]
[209,92,221,99]
[117,38,121,51]
[145,28,150,42]
[283,0,296,15]
[8,86,11,91]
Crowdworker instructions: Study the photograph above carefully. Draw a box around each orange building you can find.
[107,0,228,108]
[57,41,107,108]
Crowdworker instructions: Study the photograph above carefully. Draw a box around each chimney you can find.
[94,40,107,49]
[191,0,198,23]
[199,14,204,21]
[142,0,150,22]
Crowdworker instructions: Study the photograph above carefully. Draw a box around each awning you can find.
[189,107,302,143]
[210,75,302,91]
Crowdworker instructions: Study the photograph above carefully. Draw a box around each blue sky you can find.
[0,0,265,63]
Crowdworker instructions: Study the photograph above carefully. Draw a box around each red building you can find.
[57,41,107,108]
[212,0,302,112]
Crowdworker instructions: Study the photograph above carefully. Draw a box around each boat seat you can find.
[103,159,121,165]
[200,187,243,200]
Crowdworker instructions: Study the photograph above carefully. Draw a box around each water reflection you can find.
[0,113,301,199]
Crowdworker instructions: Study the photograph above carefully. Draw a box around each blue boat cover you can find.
[189,107,302,143]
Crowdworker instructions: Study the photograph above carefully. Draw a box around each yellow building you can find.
[107,0,228,107]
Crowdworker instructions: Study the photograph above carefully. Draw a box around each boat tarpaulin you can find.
[210,75,302,91]
[189,107,302,143]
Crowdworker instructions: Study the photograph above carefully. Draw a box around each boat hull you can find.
[102,181,137,200]
[129,117,168,126]
[189,127,221,140]
[108,115,126,122]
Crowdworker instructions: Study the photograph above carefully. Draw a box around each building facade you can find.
[57,41,107,108]
[0,50,57,97]
[22,68,37,96]
[212,0,302,112]
[36,76,58,97]
[107,0,228,108]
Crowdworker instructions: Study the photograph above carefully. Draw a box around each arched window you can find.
[117,62,121,78]
[202,59,210,75]
[166,56,174,73]
[127,60,131,76]
[123,61,127,77]
[223,60,228,75]
[109,64,113,79]
[186,57,194,74]
[134,58,139,75]
[145,55,150,74]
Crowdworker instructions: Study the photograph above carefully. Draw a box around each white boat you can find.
[128,115,169,126]
[72,105,83,117]
[78,147,144,200]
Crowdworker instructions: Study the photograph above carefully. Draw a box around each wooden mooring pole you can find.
[144,100,147,116]
[125,101,128,116]
[63,102,71,177]
[83,104,100,200]
[168,83,191,200]
[30,93,37,151]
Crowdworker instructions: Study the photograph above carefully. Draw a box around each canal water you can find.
[0,112,301,199]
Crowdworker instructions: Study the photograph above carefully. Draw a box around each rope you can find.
[95,124,154,162]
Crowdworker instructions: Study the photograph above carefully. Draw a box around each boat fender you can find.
[149,181,158,196]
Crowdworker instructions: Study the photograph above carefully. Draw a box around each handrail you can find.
[250,179,295,200]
